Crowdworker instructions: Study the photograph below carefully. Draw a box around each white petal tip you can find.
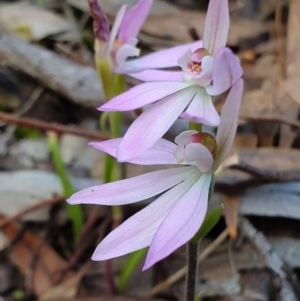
[142,261,152,271]
[116,153,131,163]
[91,249,110,261]
[98,105,115,112]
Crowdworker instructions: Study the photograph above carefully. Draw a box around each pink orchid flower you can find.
[89,0,154,67]
[99,0,243,162]
[68,79,243,270]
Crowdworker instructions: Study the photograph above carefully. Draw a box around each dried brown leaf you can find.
[276,0,300,147]
[143,12,265,47]
[0,215,74,296]
[222,195,241,240]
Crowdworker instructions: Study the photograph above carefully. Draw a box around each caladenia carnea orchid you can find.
[89,0,153,74]
[88,0,154,181]
[99,0,243,162]
[68,79,243,271]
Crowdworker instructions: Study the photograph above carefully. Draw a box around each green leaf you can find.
[191,207,222,244]
[195,290,203,301]
[48,132,83,247]
[118,248,147,293]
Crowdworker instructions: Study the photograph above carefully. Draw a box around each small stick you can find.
[230,162,300,182]
[240,218,299,301]
[0,196,65,229]
[239,114,300,129]
[150,229,228,296]
[0,112,107,141]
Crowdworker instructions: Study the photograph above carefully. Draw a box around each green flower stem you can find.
[189,122,202,132]
[97,58,126,294]
[47,132,83,247]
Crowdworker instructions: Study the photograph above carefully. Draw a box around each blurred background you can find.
[0,0,300,300]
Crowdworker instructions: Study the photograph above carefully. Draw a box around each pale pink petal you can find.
[215,79,244,168]
[122,41,203,71]
[117,87,197,161]
[99,81,192,111]
[118,0,154,40]
[127,37,139,47]
[89,139,120,157]
[203,0,229,55]
[184,143,214,172]
[115,44,140,66]
[174,130,198,163]
[129,70,183,82]
[181,89,220,126]
[194,55,214,87]
[143,173,212,270]
[174,130,197,146]
[177,50,193,72]
[206,47,243,96]
[67,166,194,205]
[107,5,127,54]
[89,138,178,165]
[92,174,198,260]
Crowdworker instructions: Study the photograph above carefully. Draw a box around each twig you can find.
[66,207,109,270]
[230,162,300,182]
[275,0,286,75]
[0,34,103,106]
[278,79,300,106]
[240,218,299,301]
[239,114,300,129]
[0,196,65,229]
[19,85,45,116]
[0,112,107,141]
[150,229,228,296]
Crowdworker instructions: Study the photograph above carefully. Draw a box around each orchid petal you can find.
[195,55,214,87]
[174,130,198,164]
[118,0,154,40]
[143,173,212,270]
[127,37,139,47]
[203,0,229,55]
[178,50,192,72]
[174,130,197,145]
[181,89,220,126]
[206,47,243,96]
[67,166,195,205]
[90,138,178,165]
[115,44,140,66]
[92,175,197,260]
[215,79,244,168]
[99,81,192,111]
[184,143,214,172]
[129,70,183,82]
[117,87,197,161]
[122,41,203,71]
[107,5,127,54]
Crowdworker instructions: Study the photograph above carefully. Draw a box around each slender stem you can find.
[186,241,199,301]
[96,58,126,295]
[189,122,202,132]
